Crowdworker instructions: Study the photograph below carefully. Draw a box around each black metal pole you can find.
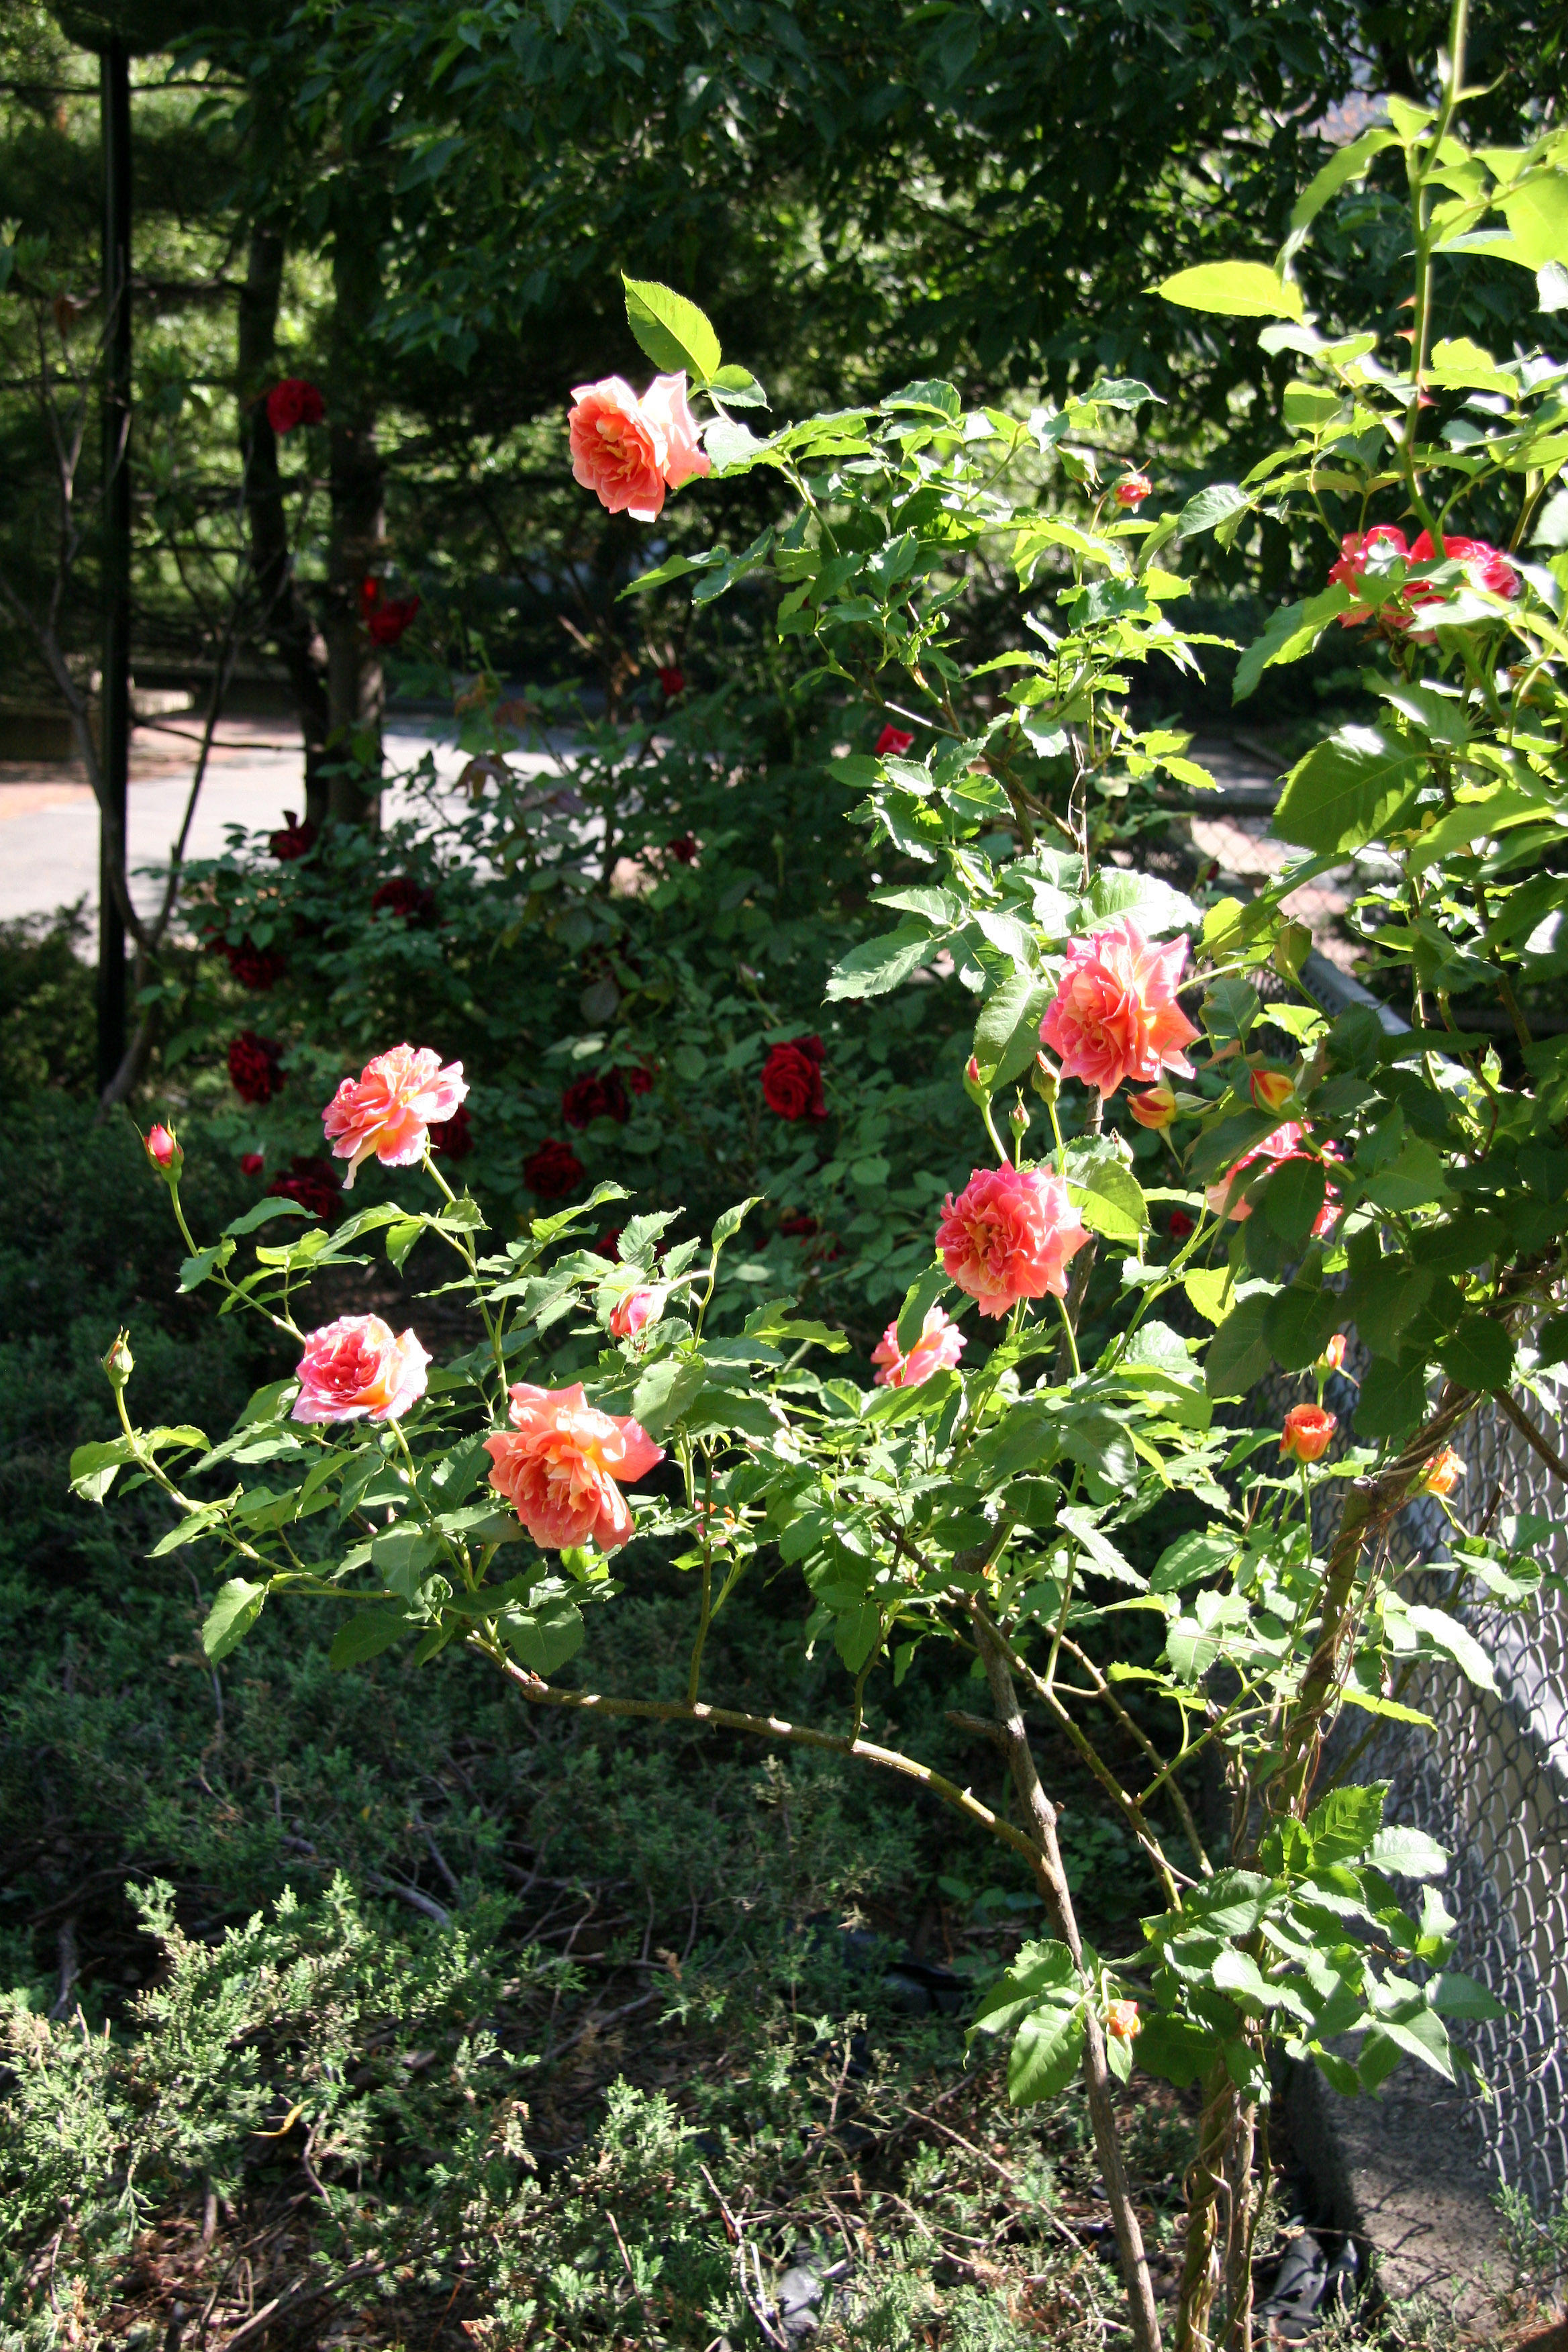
[97,35,132,1093]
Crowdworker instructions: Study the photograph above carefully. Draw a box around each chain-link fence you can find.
[1158,758,1568,2215]
[1250,932,1568,2220]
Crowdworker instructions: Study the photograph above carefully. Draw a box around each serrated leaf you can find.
[1178,483,1251,538]
[496,1591,584,1675]
[1204,1293,1276,1400]
[622,275,721,381]
[202,1577,266,1661]
[895,1265,951,1355]
[1157,262,1304,319]
[330,1606,413,1671]
[826,921,943,999]
[713,1196,762,1246]
[1272,726,1422,855]
[1233,584,1353,702]
[630,1353,706,1438]
[1367,1823,1449,1880]
[1404,1604,1498,1694]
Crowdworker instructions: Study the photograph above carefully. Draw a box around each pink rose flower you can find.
[640,372,712,491]
[322,1044,468,1188]
[485,1382,665,1553]
[568,373,709,522]
[610,1285,667,1338]
[871,1302,967,1389]
[1205,1122,1340,1234]
[291,1314,430,1425]
[144,1123,180,1172]
[935,1165,1089,1319]
[569,377,667,520]
[1114,471,1152,509]
[1040,916,1201,1099]
[1328,524,1517,630]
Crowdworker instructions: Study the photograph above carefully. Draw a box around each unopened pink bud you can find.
[1322,1334,1346,1373]
[1114,472,1152,509]
[610,1285,667,1339]
[967,1055,981,1085]
[144,1123,182,1175]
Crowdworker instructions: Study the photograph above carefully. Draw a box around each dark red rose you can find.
[1167,1210,1195,1240]
[269,810,317,862]
[361,578,420,646]
[665,834,699,865]
[266,1155,340,1222]
[524,1138,583,1199]
[562,1071,630,1129]
[658,666,686,697]
[220,935,288,990]
[624,1063,654,1096]
[371,875,436,926]
[778,1211,820,1239]
[228,1032,283,1106]
[266,378,324,434]
[428,1103,473,1159]
[875,723,914,757]
[239,1151,264,1176]
[762,1034,827,1122]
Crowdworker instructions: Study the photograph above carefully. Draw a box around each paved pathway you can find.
[0,713,522,926]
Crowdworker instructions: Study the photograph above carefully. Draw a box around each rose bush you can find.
[87,42,1568,2352]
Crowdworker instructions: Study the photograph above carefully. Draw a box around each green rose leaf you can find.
[622,275,722,382]
[1271,726,1422,855]
[330,1605,414,1672]
[202,1577,266,1661]
[1156,262,1304,319]
[497,1591,585,1677]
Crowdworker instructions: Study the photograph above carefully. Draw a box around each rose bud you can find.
[1249,1067,1296,1116]
[103,1332,134,1387]
[1128,1085,1177,1130]
[1114,472,1152,509]
[144,1122,182,1175]
[1424,1446,1465,1498]
[609,1285,667,1339]
[1281,1403,1336,1463]
[1321,1334,1346,1374]
[1106,1998,1142,2039]
[1030,1051,1061,1108]
[1008,1097,1031,1136]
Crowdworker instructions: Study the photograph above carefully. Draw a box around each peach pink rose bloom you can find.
[1205,1122,1340,1235]
[322,1044,467,1187]
[935,1165,1089,1318]
[1280,1402,1336,1463]
[1039,916,1200,1099]
[871,1302,967,1389]
[568,371,710,522]
[291,1314,430,1424]
[609,1285,667,1338]
[485,1381,664,1552]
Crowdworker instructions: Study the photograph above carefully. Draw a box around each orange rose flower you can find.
[1424,1446,1465,1497]
[1039,916,1200,1099]
[1281,1403,1336,1463]
[485,1381,664,1553]
[1106,1998,1142,2039]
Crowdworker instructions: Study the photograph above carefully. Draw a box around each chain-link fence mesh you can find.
[1159,766,1568,2215]
[1252,1348,1568,2218]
